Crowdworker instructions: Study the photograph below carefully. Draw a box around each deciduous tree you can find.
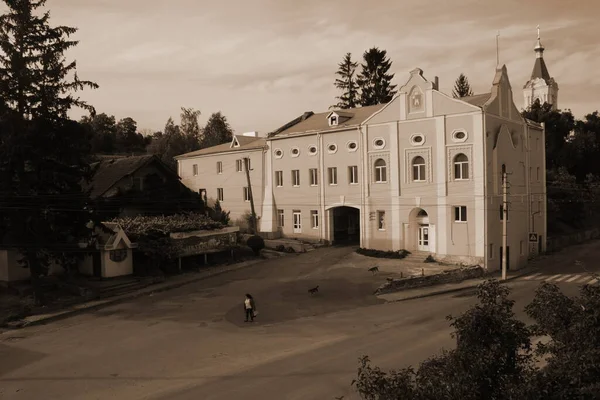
[201,111,234,148]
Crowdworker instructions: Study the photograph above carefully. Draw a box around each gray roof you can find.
[530,57,551,83]
[176,135,266,159]
[461,93,492,108]
[273,104,386,137]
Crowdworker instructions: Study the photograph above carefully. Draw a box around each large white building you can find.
[178,61,548,271]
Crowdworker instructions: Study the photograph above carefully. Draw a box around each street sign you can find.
[529,233,538,242]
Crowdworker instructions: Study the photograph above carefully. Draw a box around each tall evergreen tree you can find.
[201,112,234,148]
[452,73,474,98]
[331,52,359,109]
[0,0,99,304]
[356,47,397,106]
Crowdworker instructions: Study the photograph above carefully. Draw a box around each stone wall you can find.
[546,228,600,253]
[375,265,486,295]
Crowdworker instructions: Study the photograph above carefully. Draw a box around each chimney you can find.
[434,76,439,90]
[242,131,259,137]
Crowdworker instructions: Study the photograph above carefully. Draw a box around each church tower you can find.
[523,27,559,110]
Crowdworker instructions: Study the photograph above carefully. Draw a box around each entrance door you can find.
[293,211,302,234]
[418,226,429,251]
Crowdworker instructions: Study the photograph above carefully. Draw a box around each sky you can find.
[29,0,600,135]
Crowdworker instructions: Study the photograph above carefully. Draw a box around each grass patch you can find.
[356,248,410,259]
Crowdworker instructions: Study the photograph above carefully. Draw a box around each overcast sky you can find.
[37,0,600,134]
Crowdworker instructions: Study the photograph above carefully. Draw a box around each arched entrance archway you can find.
[408,208,430,252]
[330,206,360,245]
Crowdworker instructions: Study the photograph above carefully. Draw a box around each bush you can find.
[424,255,436,263]
[111,212,222,240]
[275,244,286,252]
[246,235,265,256]
[356,248,410,259]
[208,200,231,226]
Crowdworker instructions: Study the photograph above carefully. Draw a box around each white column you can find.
[259,148,275,233]
[473,113,486,258]
[389,122,401,250]
[435,116,447,255]
[318,133,327,242]
[361,126,371,248]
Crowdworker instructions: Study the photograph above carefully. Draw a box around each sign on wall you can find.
[529,233,538,243]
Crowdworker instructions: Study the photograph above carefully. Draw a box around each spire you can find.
[530,25,550,82]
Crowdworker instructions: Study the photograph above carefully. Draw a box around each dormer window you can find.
[330,115,338,126]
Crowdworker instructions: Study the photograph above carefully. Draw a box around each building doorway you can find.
[331,206,360,245]
[418,226,429,251]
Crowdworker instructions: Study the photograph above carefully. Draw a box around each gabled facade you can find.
[175,133,267,224]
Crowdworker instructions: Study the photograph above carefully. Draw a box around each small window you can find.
[109,249,128,263]
[274,149,283,158]
[453,154,469,180]
[293,211,302,231]
[311,210,319,229]
[330,115,338,126]
[217,188,224,201]
[309,168,318,186]
[412,156,426,182]
[308,145,317,155]
[193,164,198,176]
[236,159,243,172]
[374,159,387,183]
[348,166,358,184]
[489,243,494,259]
[216,161,222,174]
[373,138,385,149]
[347,141,358,151]
[452,130,467,142]
[328,144,338,154]
[278,209,284,227]
[292,170,300,187]
[454,206,467,222]
[454,131,466,140]
[377,211,385,230]
[328,167,338,185]
[291,147,300,157]
[275,171,283,187]
[243,187,250,202]
[411,134,425,145]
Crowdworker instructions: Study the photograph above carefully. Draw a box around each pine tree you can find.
[0,0,98,304]
[331,53,359,109]
[356,47,397,106]
[452,73,474,98]
[201,112,234,148]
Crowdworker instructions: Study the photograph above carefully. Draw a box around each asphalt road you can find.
[0,241,598,400]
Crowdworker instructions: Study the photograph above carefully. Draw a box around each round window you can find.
[413,135,423,143]
[348,142,357,150]
[308,146,317,154]
[291,148,299,155]
[375,139,384,146]
[328,144,337,151]
[274,149,283,157]
[454,131,466,139]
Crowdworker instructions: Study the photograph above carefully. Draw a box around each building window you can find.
[373,138,385,149]
[311,210,319,229]
[452,130,467,142]
[278,209,284,227]
[377,211,385,230]
[293,211,302,231]
[274,149,283,159]
[412,156,426,182]
[489,243,494,259]
[347,141,358,152]
[327,143,338,154]
[109,249,128,263]
[309,168,318,186]
[520,240,524,255]
[217,188,224,201]
[308,145,318,155]
[291,169,300,187]
[454,206,467,222]
[236,159,243,172]
[348,165,358,184]
[290,147,300,158]
[410,134,425,146]
[328,167,338,185]
[275,171,283,187]
[374,159,387,183]
[453,153,469,180]
[243,187,250,202]
[216,161,222,174]
[329,115,338,126]
[193,164,198,176]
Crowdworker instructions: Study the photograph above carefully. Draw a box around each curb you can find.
[6,259,264,330]
[380,266,540,303]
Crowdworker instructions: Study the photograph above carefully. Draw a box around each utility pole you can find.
[244,157,257,234]
[502,170,508,280]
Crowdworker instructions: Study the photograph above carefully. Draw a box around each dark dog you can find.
[308,285,319,294]
[368,266,379,275]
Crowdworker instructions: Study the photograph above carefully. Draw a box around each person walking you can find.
[244,293,257,322]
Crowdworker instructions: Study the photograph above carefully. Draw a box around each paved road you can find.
[0,241,598,400]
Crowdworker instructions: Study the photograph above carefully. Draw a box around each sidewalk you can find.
[3,258,264,330]
[377,263,540,303]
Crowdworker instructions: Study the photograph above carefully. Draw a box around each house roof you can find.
[87,154,178,198]
[175,136,267,159]
[273,104,386,137]
[461,93,492,108]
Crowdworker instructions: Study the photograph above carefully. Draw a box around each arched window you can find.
[374,159,387,183]
[453,153,469,180]
[412,156,426,182]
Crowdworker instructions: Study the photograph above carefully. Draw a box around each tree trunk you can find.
[27,252,46,306]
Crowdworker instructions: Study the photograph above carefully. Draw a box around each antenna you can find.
[537,25,540,39]
[496,31,500,66]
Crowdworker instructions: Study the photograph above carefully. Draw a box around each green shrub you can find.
[246,235,265,256]
[356,248,410,259]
